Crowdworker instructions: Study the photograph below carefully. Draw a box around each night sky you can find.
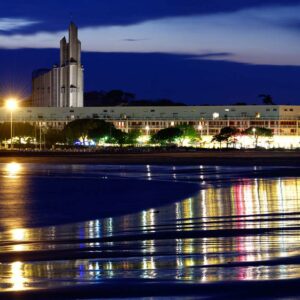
[1,0,300,105]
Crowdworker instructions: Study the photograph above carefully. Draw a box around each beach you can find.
[1,150,300,165]
[1,162,300,299]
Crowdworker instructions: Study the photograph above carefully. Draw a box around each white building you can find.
[32,22,84,107]
[1,105,300,148]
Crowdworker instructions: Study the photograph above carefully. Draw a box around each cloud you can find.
[0,18,39,31]
[192,52,233,59]
[2,5,300,65]
[122,38,148,42]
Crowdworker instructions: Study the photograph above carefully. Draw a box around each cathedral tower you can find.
[59,22,83,107]
[32,22,84,107]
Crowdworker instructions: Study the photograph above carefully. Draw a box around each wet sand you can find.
[1,150,300,165]
[3,279,300,300]
[1,164,300,299]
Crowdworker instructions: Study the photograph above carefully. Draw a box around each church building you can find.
[32,22,84,107]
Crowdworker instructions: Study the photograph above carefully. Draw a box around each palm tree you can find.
[259,94,274,105]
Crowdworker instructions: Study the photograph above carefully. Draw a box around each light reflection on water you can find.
[1,163,300,293]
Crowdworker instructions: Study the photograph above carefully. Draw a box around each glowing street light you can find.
[252,127,257,148]
[198,124,203,136]
[5,98,18,149]
[145,125,150,135]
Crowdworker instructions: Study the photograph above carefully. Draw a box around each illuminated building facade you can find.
[0,104,300,147]
[32,22,84,107]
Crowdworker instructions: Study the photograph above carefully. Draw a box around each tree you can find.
[126,130,141,145]
[243,126,273,147]
[109,128,127,146]
[88,120,115,142]
[0,122,35,145]
[64,119,95,144]
[64,119,127,146]
[259,94,274,105]
[14,123,35,144]
[151,127,183,146]
[177,124,201,145]
[64,119,113,144]
[0,123,10,141]
[45,129,66,147]
[129,99,186,106]
[212,126,240,148]
[84,90,136,106]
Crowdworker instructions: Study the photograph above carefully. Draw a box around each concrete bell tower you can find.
[59,22,84,107]
[32,22,84,107]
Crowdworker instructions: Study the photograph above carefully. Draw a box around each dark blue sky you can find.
[1,0,300,104]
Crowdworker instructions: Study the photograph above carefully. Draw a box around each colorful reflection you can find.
[1,166,300,291]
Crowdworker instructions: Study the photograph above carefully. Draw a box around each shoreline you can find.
[1,150,300,165]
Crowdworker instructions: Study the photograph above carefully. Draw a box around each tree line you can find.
[0,119,274,149]
[212,126,273,148]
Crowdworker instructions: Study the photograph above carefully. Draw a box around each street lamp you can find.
[145,125,150,135]
[5,98,18,149]
[198,124,203,135]
[252,127,257,147]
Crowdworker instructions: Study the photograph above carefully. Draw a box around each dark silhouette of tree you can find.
[84,90,135,106]
[45,129,66,147]
[14,123,35,144]
[259,94,275,105]
[64,119,107,144]
[212,126,240,148]
[109,129,127,146]
[0,122,35,145]
[126,130,141,145]
[84,90,186,107]
[64,119,127,146]
[0,123,11,140]
[129,99,186,106]
[88,120,115,141]
[151,127,183,146]
[243,126,273,147]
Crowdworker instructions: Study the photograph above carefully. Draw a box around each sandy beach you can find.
[1,150,300,165]
[1,163,300,299]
